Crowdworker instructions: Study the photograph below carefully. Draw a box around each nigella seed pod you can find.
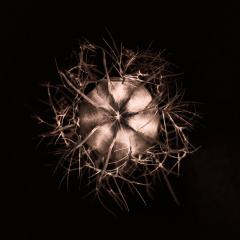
[38,40,198,212]
[78,78,160,167]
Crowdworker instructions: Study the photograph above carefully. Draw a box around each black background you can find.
[4,1,240,239]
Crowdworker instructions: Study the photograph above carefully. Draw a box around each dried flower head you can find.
[38,39,198,212]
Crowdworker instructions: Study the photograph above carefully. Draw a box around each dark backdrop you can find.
[4,1,240,239]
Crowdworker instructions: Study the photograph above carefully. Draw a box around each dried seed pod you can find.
[38,40,198,211]
[79,78,160,166]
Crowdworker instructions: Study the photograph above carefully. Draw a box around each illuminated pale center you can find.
[79,78,160,162]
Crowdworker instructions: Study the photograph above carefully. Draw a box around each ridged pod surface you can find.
[79,78,160,166]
